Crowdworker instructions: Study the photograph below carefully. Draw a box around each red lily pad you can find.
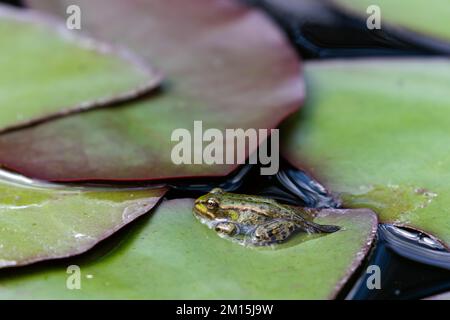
[7,0,304,182]
[0,4,161,133]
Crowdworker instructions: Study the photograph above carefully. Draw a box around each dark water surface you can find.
[244,0,447,58]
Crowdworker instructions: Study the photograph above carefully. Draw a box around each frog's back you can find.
[219,192,315,222]
[220,192,287,216]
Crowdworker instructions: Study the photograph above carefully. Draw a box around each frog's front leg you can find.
[250,219,297,245]
[214,222,239,236]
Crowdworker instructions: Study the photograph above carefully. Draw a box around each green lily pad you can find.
[330,0,450,51]
[0,5,161,133]
[0,170,166,268]
[282,59,450,248]
[4,0,304,182]
[0,199,377,299]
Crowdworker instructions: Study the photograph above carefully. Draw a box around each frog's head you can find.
[193,188,225,220]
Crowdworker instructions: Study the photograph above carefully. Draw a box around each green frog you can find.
[193,188,340,246]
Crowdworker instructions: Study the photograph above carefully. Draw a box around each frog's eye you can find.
[206,198,219,210]
[210,188,223,194]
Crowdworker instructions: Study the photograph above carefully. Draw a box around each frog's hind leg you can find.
[289,207,340,234]
[310,223,340,233]
[250,220,297,245]
[299,220,341,234]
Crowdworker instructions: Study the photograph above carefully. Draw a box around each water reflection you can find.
[345,226,450,300]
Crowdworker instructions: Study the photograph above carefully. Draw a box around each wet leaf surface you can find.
[0,199,376,299]
[0,170,166,268]
[6,0,304,182]
[0,4,160,132]
[282,59,450,248]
